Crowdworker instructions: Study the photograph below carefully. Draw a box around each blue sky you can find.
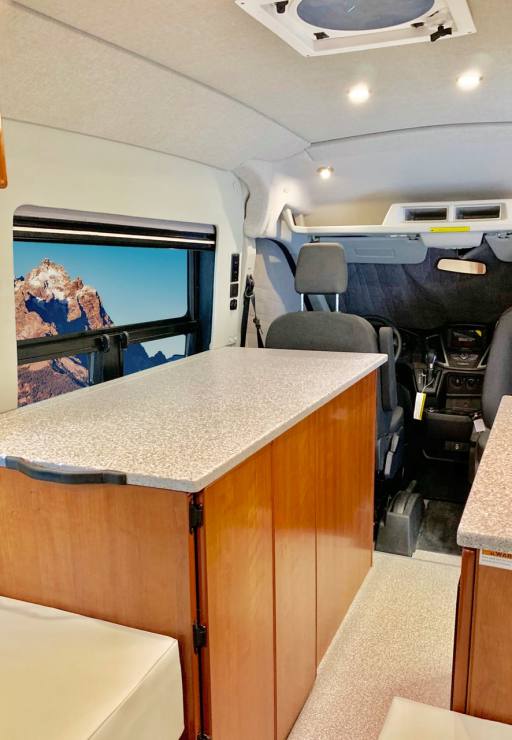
[14,242,188,357]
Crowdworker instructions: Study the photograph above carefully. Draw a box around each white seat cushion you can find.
[0,596,184,740]
[380,697,512,739]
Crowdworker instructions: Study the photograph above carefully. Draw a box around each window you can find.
[14,208,215,406]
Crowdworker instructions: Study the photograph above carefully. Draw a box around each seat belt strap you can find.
[241,275,264,348]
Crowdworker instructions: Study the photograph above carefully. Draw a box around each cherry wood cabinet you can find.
[0,371,376,740]
[452,547,512,725]
[0,116,7,188]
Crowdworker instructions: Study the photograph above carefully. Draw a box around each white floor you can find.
[289,551,461,740]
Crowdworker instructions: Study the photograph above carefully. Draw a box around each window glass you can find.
[15,241,191,406]
[123,336,186,376]
[14,242,188,336]
[17,354,93,407]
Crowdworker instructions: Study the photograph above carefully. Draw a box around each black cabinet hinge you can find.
[189,502,204,532]
[193,622,207,652]
[197,733,211,740]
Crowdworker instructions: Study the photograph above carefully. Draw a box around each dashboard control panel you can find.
[444,324,488,369]
[446,351,481,368]
[446,373,484,395]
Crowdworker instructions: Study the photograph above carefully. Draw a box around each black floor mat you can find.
[415,459,470,504]
[416,500,464,555]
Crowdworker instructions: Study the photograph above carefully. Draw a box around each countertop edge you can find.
[457,531,512,553]
[457,395,512,554]
[0,355,386,493]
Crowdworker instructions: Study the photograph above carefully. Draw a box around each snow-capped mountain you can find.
[15,258,180,406]
[15,258,113,340]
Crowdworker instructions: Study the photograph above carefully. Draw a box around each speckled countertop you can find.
[458,395,512,552]
[0,348,385,493]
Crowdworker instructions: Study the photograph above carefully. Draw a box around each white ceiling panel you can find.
[0,1,307,170]
[285,123,512,219]
[16,0,512,144]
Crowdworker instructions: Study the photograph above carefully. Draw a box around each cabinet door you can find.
[201,446,275,740]
[272,414,317,739]
[316,373,376,661]
[0,469,199,738]
[467,557,512,723]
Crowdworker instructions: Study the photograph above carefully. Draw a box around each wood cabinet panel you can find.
[467,559,512,723]
[0,469,199,739]
[451,548,476,712]
[0,116,7,188]
[0,373,378,740]
[272,414,317,739]
[201,446,275,740]
[316,372,376,661]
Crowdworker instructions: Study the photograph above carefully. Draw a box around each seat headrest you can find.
[295,243,348,295]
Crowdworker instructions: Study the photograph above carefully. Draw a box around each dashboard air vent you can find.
[405,207,447,222]
[455,205,502,220]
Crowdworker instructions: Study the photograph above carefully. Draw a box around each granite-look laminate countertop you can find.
[458,395,512,552]
[0,347,386,493]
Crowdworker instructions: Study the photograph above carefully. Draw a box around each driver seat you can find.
[265,242,404,479]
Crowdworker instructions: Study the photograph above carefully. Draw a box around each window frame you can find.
[14,214,216,389]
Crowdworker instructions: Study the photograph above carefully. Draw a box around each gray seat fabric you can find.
[295,243,348,295]
[474,307,512,474]
[482,307,512,429]
[266,312,377,354]
[379,326,398,411]
[389,406,404,435]
[265,241,405,479]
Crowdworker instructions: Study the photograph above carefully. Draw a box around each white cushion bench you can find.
[380,697,512,739]
[0,596,184,740]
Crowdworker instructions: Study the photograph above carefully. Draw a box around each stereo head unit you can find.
[447,325,487,351]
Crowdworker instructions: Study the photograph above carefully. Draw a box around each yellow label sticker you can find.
[480,549,512,570]
[413,392,426,421]
[430,226,471,233]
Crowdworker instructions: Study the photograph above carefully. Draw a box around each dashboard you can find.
[393,322,492,459]
[400,324,489,402]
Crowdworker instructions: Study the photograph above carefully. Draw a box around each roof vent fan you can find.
[236,0,476,56]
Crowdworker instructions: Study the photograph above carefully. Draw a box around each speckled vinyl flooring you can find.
[289,551,461,740]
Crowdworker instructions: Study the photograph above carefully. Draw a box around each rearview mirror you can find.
[437,258,487,276]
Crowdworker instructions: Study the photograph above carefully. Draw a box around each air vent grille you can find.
[455,205,501,221]
[236,0,476,57]
[405,207,447,222]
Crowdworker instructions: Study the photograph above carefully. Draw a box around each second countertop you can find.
[458,395,512,553]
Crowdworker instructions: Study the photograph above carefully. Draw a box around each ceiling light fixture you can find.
[317,166,334,180]
[457,70,482,91]
[348,83,370,104]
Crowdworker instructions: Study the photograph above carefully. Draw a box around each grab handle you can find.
[4,456,127,485]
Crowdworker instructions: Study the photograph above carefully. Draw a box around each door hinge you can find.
[189,502,204,532]
[193,622,207,652]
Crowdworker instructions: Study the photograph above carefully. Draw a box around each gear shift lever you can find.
[426,349,437,385]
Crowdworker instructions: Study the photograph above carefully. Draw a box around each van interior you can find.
[1,1,512,739]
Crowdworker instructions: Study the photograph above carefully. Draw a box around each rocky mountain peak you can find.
[15,256,180,407]
[16,257,112,335]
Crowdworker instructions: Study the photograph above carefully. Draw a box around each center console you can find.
[413,324,489,459]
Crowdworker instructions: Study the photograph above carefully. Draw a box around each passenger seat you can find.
[266,242,405,479]
[475,307,512,470]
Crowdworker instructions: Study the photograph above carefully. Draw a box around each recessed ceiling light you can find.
[317,166,334,180]
[457,70,482,91]
[348,83,370,104]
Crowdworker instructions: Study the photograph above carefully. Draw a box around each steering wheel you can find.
[362,315,403,362]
